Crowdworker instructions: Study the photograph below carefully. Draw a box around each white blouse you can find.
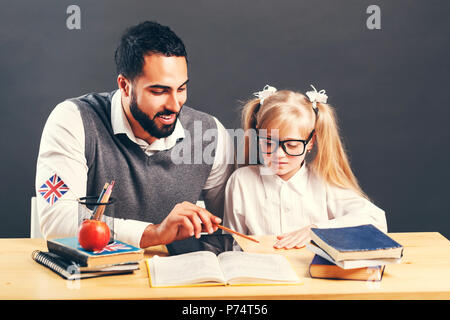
[223,164,387,236]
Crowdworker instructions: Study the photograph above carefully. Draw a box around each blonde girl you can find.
[223,85,387,249]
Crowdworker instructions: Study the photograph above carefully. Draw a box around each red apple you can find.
[78,219,111,252]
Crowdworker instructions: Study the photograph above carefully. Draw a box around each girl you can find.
[223,85,387,249]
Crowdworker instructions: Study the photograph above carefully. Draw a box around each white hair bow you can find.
[253,85,277,105]
[306,84,328,110]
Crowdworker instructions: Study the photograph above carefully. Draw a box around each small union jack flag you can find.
[38,173,69,205]
[94,242,131,254]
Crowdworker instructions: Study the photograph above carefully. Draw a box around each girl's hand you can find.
[273,224,317,249]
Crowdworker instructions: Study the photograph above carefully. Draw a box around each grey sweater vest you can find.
[69,91,217,224]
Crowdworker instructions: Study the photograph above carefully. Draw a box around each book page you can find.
[218,251,300,284]
[149,251,225,286]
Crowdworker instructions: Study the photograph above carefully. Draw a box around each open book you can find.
[146,251,302,287]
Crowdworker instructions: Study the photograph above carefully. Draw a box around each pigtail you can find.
[311,102,368,199]
[241,98,262,166]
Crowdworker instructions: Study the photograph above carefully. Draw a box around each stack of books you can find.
[32,237,144,280]
[306,224,403,281]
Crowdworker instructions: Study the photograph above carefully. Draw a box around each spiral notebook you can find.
[32,250,139,280]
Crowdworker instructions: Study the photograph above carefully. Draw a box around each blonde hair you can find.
[242,89,368,199]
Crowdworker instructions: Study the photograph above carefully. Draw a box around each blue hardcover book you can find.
[310,224,403,262]
[47,237,144,267]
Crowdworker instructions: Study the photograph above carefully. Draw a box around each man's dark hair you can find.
[114,21,187,81]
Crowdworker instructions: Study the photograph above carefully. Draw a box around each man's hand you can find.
[273,224,317,249]
[139,201,222,248]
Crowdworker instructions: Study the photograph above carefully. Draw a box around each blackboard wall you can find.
[1,0,449,238]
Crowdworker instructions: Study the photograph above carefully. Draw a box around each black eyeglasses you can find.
[258,130,315,156]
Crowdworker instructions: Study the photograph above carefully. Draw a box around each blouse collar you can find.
[259,163,309,198]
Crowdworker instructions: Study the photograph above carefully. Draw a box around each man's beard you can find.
[129,90,181,139]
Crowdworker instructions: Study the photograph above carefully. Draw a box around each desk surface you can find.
[1,232,450,299]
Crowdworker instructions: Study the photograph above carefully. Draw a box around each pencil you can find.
[216,225,259,243]
[94,180,115,220]
[92,182,109,219]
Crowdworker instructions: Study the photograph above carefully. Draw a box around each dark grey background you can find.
[1,1,449,238]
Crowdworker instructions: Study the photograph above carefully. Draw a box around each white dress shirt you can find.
[35,90,234,247]
[223,164,387,236]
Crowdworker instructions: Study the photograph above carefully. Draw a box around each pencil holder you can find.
[77,196,116,245]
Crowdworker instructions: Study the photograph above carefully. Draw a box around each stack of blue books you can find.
[307,224,403,280]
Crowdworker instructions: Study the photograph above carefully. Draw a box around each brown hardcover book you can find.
[309,255,385,281]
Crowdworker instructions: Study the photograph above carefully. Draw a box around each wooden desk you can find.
[1,232,450,299]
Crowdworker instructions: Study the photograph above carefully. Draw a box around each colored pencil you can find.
[91,182,109,218]
[93,180,115,220]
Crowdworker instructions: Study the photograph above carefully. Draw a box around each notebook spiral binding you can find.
[31,250,75,278]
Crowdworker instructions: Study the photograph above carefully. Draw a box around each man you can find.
[35,21,234,248]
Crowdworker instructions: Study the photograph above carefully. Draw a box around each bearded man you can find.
[35,21,234,248]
